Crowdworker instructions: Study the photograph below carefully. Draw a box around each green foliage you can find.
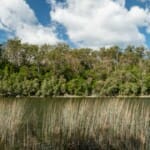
[67,78,87,96]
[0,39,150,96]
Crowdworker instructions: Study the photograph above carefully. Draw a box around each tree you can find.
[3,38,22,66]
[0,39,150,97]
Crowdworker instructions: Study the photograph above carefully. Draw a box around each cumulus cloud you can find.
[0,0,59,45]
[113,0,125,7]
[50,0,150,48]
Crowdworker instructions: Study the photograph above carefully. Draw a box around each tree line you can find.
[0,39,150,97]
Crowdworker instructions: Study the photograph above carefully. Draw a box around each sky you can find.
[0,0,150,49]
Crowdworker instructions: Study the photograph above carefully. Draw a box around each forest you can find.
[0,39,150,97]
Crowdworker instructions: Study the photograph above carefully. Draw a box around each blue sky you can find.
[0,0,150,48]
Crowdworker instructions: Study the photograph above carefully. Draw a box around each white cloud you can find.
[113,0,125,7]
[0,0,59,45]
[50,0,150,48]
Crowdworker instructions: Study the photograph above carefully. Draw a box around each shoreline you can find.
[0,95,150,99]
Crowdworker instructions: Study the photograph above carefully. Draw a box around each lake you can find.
[0,97,149,150]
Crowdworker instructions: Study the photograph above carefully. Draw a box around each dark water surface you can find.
[0,97,149,150]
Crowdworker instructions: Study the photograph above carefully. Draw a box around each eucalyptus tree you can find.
[3,39,22,66]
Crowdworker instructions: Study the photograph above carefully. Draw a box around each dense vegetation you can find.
[0,98,149,149]
[0,39,150,96]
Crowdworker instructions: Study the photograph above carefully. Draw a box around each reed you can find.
[0,98,149,150]
[0,99,25,149]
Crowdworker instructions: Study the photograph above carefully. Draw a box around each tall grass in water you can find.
[0,98,149,150]
[0,99,25,149]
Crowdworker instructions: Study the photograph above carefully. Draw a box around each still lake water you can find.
[0,97,149,150]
